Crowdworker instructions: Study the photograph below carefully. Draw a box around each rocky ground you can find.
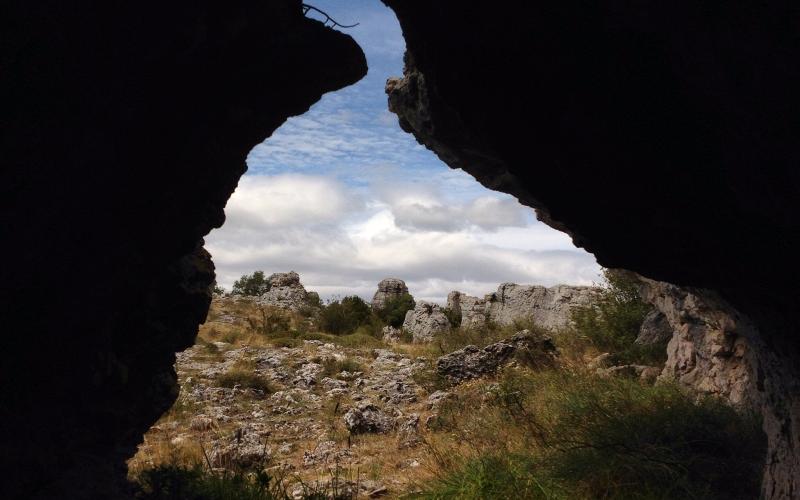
[129,298,449,497]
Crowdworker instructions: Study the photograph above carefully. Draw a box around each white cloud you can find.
[206,174,600,304]
[222,174,359,230]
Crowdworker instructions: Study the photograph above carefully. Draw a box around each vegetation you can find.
[232,271,270,296]
[417,369,765,500]
[215,363,274,394]
[318,295,374,335]
[569,269,665,365]
[321,357,363,378]
[441,306,462,329]
[376,292,416,328]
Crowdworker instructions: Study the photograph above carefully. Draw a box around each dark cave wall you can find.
[383,1,799,497]
[0,1,366,498]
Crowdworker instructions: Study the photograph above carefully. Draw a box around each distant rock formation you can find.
[402,301,450,343]
[371,278,410,310]
[447,283,601,330]
[256,271,318,311]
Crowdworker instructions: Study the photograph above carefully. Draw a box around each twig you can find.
[302,4,359,29]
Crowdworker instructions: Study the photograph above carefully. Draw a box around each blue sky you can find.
[206,0,600,302]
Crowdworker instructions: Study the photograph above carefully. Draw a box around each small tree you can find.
[377,292,416,328]
[231,270,270,296]
[570,269,656,364]
[319,295,373,335]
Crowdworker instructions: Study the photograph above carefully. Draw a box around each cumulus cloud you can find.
[206,174,600,304]
[222,174,360,230]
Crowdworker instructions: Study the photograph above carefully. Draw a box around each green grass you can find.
[417,369,765,500]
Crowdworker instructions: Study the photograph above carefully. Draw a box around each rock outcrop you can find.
[436,330,557,384]
[633,275,799,496]
[447,284,600,330]
[402,301,450,343]
[0,2,366,497]
[371,278,410,310]
[635,309,673,346]
[385,3,799,495]
[257,271,317,311]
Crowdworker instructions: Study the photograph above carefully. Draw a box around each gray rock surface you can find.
[257,271,317,311]
[343,401,394,434]
[447,283,601,330]
[402,301,450,342]
[633,274,800,494]
[436,330,557,384]
[635,309,673,345]
[371,278,409,310]
[381,326,402,344]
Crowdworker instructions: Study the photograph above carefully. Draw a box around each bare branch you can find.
[302,4,359,29]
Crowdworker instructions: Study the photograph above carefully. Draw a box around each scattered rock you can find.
[425,390,455,410]
[382,325,403,344]
[343,401,394,434]
[371,278,410,310]
[436,330,557,384]
[600,364,661,383]
[402,301,450,342]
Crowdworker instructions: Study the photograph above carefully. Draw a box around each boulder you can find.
[371,278,409,310]
[343,401,394,434]
[436,330,557,384]
[257,271,317,311]
[402,301,450,342]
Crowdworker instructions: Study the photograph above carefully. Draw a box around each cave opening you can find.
[125,2,769,498]
[4,1,795,498]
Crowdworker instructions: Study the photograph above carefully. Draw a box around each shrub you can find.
[247,306,292,336]
[232,271,270,296]
[321,357,363,378]
[269,337,302,348]
[376,292,415,328]
[215,368,273,394]
[570,269,661,364]
[420,370,765,500]
[319,295,373,335]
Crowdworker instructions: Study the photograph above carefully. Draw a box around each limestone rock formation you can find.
[371,278,409,310]
[402,301,450,343]
[447,284,600,330]
[257,271,317,311]
[436,330,557,384]
[633,275,799,494]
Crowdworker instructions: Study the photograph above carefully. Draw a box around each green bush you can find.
[215,368,273,394]
[319,295,373,335]
[376,292,415,328]
[232,271,270,296]
[570,269,662,364]
[420,370,766,500]
[269,337,302,348]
